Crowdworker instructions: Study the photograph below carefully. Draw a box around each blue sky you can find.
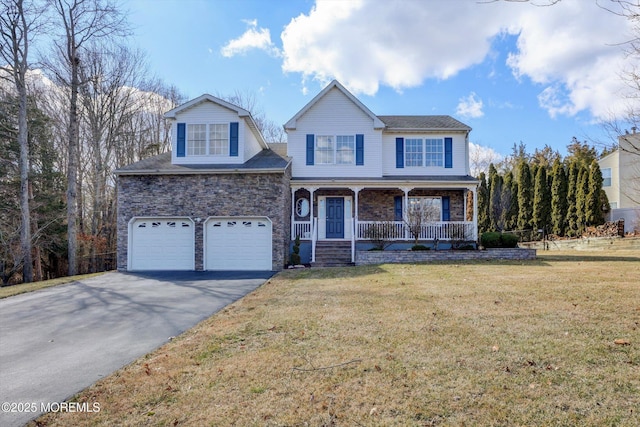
[127,0,636,159]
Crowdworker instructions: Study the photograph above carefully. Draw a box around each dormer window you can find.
[187,124,229,156]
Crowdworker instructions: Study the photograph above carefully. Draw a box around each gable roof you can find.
[114,149,290,176]
[284,80,385,130]
[378,115,471,132]
[164,94,267,148]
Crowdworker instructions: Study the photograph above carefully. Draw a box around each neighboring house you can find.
[115,80,478,271]
[598,131,640,233]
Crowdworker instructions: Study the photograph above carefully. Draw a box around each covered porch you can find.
[290,179,479,264]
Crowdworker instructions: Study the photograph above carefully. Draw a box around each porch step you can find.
[313,241,354,267]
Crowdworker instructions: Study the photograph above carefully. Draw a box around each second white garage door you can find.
[205,217,272,270]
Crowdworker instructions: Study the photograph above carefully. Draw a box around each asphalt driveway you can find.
[0,270,273,427]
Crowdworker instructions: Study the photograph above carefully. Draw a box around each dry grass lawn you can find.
[33,251,639,426]
[0,272,106,299]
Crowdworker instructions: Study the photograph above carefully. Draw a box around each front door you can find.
[326,197,344,238]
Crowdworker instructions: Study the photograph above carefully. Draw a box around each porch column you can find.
[402,187,412,240]
[472,186,478,241]
[352,187,361,239]
[290,187,297,240]
[463,189,468,222]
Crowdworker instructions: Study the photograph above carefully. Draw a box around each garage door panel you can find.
[206,217,272,271]
[130,218,194,270]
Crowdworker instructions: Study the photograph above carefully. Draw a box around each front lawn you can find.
[33,251,639,426]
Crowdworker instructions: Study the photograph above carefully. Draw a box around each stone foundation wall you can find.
[356,248,536,265]
[117,169,291,271]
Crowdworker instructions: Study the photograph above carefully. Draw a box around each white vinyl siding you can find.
[287,87,383,178]
[171,101,252,165]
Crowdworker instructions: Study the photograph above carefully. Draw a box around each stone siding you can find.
[117,168,291,271]
[356,248,536,265]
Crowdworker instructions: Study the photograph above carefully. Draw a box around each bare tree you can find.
[217,89,286,143]
[405,200,440,246]
[0,0,46,282]
[45,0,127,275]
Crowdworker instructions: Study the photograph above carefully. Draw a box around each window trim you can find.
[403,137,445,168]
[186,123,229,157]
[408,196,443,222]
[315,134,356,165]
[602,167,612,187]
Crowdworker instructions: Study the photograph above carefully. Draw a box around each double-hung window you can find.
[405,139,423,167]
[315,135,355,164]
[209,124,229,156]
[336,135,355,164]
[315,136,334,164]
[602,168,612,187]
[187,123,228,156]
[408,197,442,221]
[187,124,207,156]
[425,139,444,167]
[405,138,444,167]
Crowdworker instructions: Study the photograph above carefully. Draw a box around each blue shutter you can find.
[394,196,403,221]
[442,196,450,221]
[306,134,314,165]
[229,122,239,157]
[176,123,186,157]
[444,137,453,168]
[395,137,404,168]
[356,134,364,165]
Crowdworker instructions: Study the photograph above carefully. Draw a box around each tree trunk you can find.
[18,85,33,283]
[67,58,79,276]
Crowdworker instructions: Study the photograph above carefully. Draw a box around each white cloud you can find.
[457,92,484,119]
[221,20,281,58]
[279,0,636,121]
[505,0,635,120]
[280,0,511,95]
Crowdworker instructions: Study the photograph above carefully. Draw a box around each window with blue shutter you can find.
[394,196,403,221]
[395,137,404,168]
[229,122,239,157]
[356,134,364,165]
[306,134,314,165]
[444,137,452,169]
[442,196,450,221]
[176,123,186,157]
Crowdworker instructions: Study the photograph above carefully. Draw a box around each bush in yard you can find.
[481,232,519,248]
[411,244,430,251]
[290,235,301,265]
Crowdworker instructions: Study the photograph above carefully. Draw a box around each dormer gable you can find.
[165,94,268,165]
[284,80,385,130]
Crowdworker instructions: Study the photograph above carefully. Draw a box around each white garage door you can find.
[205,217,272,271]
[129,218,195,270]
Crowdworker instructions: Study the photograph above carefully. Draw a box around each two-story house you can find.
[115,80,478,271]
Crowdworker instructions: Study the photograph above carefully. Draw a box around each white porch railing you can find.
[357,221,476,241]
[293,221,312,240]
